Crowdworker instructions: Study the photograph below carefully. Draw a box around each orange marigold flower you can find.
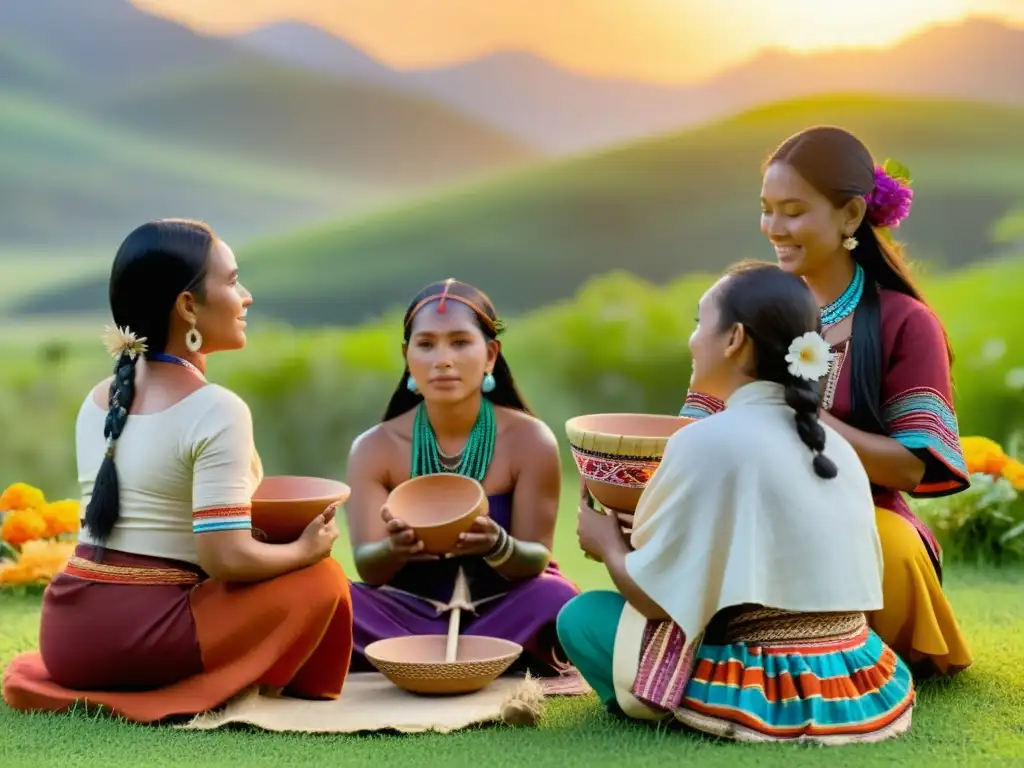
[0,482,45,513]
[0,539,76,585]
[0,508,48,546]
[40,500,81,538]
[961,436,1009,476]
[1001,459,1024,491]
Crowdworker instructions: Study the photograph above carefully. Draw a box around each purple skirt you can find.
[350,563,579,674]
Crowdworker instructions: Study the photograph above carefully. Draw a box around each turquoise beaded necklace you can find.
[410,398,496,481]
[820,263,865,329]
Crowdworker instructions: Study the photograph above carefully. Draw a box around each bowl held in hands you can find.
[385,474,488,555]
[250,475,350,544]
[565,413,694,512]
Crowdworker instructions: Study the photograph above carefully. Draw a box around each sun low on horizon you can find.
[137,0,1024,83]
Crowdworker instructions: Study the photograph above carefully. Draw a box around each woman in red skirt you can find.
[3,219,353,723]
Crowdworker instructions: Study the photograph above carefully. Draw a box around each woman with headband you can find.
[677,126,972,677]
[343,279,580,676]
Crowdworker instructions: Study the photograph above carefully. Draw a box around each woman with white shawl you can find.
[556,262,915,745]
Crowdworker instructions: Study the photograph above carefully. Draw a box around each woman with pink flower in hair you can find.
[677,126,973,677]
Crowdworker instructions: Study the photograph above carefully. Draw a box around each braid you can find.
[83,352,140,543]
[783,378,838,480]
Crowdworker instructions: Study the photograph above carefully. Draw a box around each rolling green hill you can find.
[0,88,360,248]
[91,61,538,188]
[0,1,540,255]
[14,95,1024,325]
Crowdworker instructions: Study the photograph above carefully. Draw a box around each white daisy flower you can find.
[102,324,148,360]
[785,331,833,382]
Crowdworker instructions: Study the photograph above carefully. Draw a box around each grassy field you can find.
[2,481,1023,768]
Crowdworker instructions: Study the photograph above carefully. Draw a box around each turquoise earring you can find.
[406,375,418,393]
[481,372,495,393]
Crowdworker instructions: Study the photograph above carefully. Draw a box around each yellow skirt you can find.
[869,507,972,676]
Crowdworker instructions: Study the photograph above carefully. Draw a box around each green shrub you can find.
[1,259,1020,517]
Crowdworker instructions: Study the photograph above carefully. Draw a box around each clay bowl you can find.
[565,413,694,513]
[250,475,351,544]
[365,635,523,695]
[385,474,488,555]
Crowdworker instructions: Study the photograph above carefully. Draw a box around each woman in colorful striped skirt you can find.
[2,220,353,724]
[557,263,915,745]
[680,126,972,677]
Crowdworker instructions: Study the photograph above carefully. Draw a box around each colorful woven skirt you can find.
[557,591,915,745]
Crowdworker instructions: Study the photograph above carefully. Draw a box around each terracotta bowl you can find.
[250,475,351,544]
[565,413,694,512]
[365,635,523,695]
[385,474,488,555]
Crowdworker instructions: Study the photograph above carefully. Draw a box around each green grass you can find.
[2,482,1024,767]
[206,94,1024,327]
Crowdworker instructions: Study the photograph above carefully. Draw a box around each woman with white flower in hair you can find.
[557,262,915,745]
[677,127,972,677]
[3,220,353,723]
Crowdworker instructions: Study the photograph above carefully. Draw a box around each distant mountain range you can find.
[0,0,538,249]
[1,0,1020,257]
[236,16,1024,152]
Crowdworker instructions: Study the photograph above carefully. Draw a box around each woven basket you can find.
[365,635,522,695]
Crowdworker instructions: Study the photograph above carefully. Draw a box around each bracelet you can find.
[484,528,515,568]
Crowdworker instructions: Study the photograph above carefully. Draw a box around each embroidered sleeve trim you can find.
[882,386,969,495]
[679,392,725,420]
[192,504,253,534]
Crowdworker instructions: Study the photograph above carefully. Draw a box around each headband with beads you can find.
[405,279,506,335]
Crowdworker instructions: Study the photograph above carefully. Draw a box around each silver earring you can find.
[842,235,858,251]
[185,324,203,353]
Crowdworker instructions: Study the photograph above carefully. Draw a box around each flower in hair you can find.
[102,324,148,360]
[865,159,914,230]
[785,332,833,382]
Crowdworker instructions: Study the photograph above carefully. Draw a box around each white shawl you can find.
[614,380,883,716]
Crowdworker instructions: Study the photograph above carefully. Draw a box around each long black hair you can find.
[766,126,952,436]
[84,219,215,544]
[717,261,838,479]
[382,279,532,421]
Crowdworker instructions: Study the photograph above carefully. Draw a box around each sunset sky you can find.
[134,0,1024,84]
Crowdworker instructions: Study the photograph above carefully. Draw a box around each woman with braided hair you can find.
[344,279,580,676]
[677,126,972,677]
[557,262,915,744]
[3,219,353,723]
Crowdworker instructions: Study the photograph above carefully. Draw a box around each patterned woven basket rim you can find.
[368,654,519,681]
[565,413,688,458]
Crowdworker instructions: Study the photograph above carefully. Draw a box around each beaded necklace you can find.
[820,263,865,330]
[149,352,207,382]
[410,398,496,481]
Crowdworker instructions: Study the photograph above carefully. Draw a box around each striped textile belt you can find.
[719,607,867,645]
[63,556,201,586]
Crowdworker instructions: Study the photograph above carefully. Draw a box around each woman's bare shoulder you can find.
[497,407,559,453]
[349,412,412,465]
